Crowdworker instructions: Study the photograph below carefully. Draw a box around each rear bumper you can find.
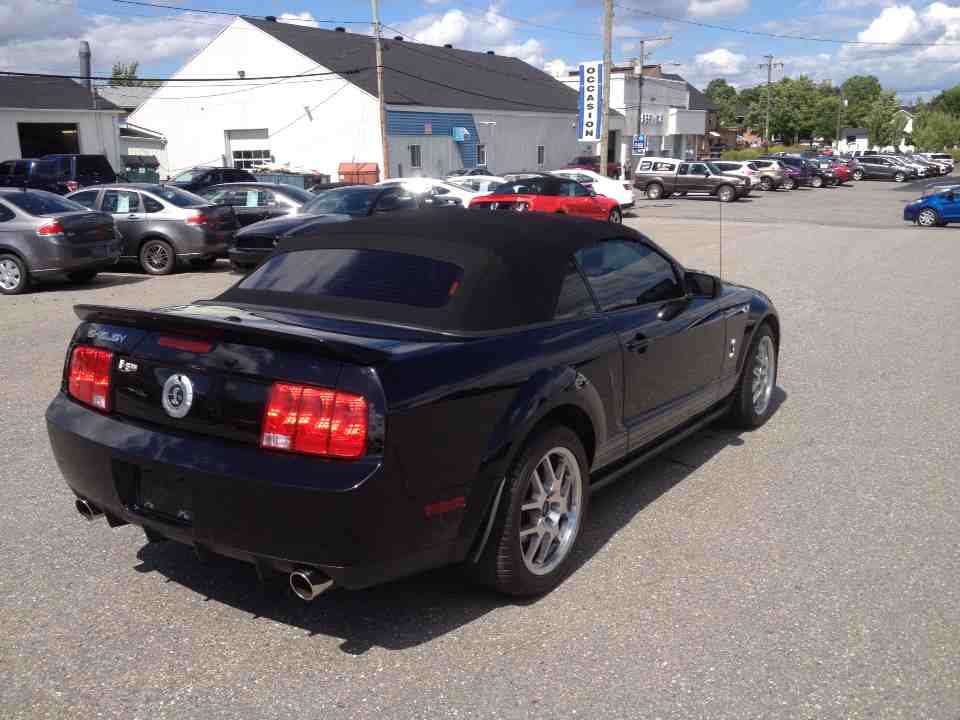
[175,227,232,259]
[45,393,463,589]
[227,246,271,268]
[31,239,122,274]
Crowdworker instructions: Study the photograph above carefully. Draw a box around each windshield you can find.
[2,191,87,216]
[173,169,202,182]
[278,186,314,204]
[493,178,549,195]
[301,186,381,215]
[150,185,208,207]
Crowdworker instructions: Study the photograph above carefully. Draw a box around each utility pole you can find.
[835,91,846,151]
[371,0,390,179]
[757,54,783,149]
[632,35,671,169]
[598,0,613,178]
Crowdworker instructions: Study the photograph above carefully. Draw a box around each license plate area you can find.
[135,468,194,526]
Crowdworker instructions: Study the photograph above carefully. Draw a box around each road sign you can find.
[632,134,646,156]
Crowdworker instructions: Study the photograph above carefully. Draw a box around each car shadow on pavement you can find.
[132,387,787,655]
[35,273,150,293]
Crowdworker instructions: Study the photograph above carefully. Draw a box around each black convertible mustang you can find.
[46,211,779,599]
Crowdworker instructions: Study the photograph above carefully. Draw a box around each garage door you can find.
[18,123,80,157]
[225,129,271,170]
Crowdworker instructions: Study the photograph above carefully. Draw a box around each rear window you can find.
[151,186,207,207]
[3,192,86,215]
[238,248,463,308]
[77,156,114,176]
[493,178,550,195]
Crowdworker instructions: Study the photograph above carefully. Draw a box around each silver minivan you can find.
[67,183,238,275]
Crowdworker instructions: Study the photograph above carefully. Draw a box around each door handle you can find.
[624,333,648,353]
[126,214,143,221]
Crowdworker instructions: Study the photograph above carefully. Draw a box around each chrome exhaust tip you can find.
[75,498,104,522]
[289,569,332,601]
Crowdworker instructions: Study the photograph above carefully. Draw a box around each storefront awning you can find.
[122,154,159,169]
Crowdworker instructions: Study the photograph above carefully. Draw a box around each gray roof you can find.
[245,18,581,113]
[0,75,118,111]
[97,85,156,111]
[686,84,716,111]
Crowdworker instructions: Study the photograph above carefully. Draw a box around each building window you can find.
[232,149,271,170]
[537,145,545,166]
[477,144,486,167]
[410,145,422,169]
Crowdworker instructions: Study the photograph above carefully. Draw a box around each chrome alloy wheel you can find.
[519,446,583,576]
[0,258,22,291]
[918,208,938,227]
[146,243,170,271]
[752,335,776,416]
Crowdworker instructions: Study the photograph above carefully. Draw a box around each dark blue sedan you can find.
[903,186,960,227]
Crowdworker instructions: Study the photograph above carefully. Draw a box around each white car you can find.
[548,169,635,208]
[376,177,478,207]
[446,175,506,195]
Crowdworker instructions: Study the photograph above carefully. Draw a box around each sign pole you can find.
[599,0,613,178]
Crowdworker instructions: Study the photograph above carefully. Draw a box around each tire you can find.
[0,253,29,295]
[189,257,218,270]
[728,324,778,429]
[66,269,98,284]
[811,175,824,188]
[608,207,622,224]
[917,208,940,227]
[894,172,906,183]
[784,177,797,190]
[139,238,176,275]
[645,182,663,200]
[760,177,773,191]
[473,425,590,596]
[717,185,736,203]
[852,169,864,181]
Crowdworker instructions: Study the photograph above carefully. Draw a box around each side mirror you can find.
[685,270,721,298]
[589,188,597,197]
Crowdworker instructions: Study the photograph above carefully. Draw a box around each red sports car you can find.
[469,174,623,223]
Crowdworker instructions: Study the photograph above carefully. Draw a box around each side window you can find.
[555,260,597,319]
[375,188,416,212]
[101,190,141,214]
[575,239,682,311]
[677,163,690,174]
[639,161,652,171]
[652,162,675,172]
[0,202,14,222]
[688,163,709,174]
[142,194,164,213]
[571,182,590,197]
[0,161,12,176]
[12,162,27,178]
[69,190,99,209]
[410,145,422,169]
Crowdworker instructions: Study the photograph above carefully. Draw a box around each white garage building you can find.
[130,17,619,180]
[0,76,122,169]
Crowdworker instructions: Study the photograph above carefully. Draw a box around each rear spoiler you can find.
[74,304,392,366]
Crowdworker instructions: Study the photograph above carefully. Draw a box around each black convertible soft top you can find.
[217,210,643,333]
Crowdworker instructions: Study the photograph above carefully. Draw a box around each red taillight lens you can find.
[68,346,113,411]
[261,382,368,459]
[185,213,208,226]
[37,220,65,236]
[66,181,80,193]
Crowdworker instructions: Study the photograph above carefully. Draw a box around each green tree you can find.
[704,78,739,126]
[912,110,960,151]
[864,91,905,149]
[929,85,960,117]
[841,74,882,128]
[110,61,143,87]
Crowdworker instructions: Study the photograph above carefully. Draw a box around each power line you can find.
[0,68,367,82]
[614,4,960,47]
[106,0,369,21]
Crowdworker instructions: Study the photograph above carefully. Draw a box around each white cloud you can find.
[278,12,320,27]
[856,5,923,44]
[612,0,750,20]
[694,47,748,75]
[0,0,221,75]
[397,3,551,66]
[544,58,567,78]
[688,0,749,17]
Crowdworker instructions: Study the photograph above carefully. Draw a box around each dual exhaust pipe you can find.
[75,497,331,601]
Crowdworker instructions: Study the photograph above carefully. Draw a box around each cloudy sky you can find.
[3,0,959,99]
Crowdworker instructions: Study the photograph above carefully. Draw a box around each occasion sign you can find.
[577,61,604,143]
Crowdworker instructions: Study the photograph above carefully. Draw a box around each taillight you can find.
[185,212,208,225]
[261,382,368,459]
[65,181,80,193]
[37,220,65,236]
[68,346,113,411]
[157,335,213,353]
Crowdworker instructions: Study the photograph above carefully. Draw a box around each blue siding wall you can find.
[386,110,478,167]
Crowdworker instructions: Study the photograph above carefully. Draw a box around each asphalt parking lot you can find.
[2,176,958,719]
